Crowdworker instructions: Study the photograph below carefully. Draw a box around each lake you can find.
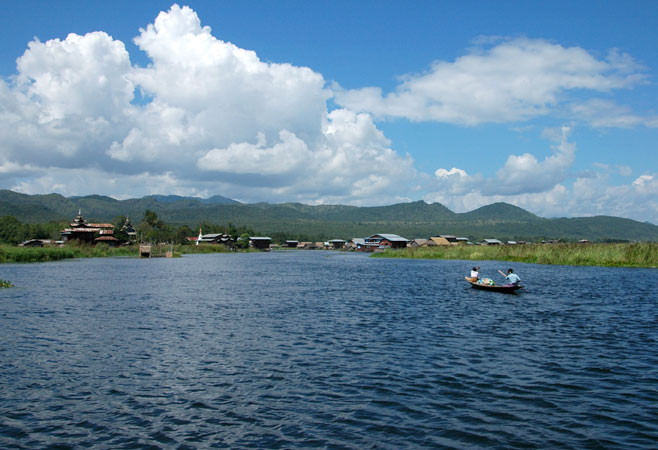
[1,251,656,448]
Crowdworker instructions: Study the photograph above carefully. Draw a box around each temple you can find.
[121,217,137,241]
[60,210,118,245]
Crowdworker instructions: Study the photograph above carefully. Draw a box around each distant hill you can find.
[461,202,541,222]
[1,190,657,242]
[147,194,238,205]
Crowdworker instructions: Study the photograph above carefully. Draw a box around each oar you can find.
[497,269,507,278]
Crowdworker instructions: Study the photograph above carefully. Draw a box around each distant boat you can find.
[464,277,522,293]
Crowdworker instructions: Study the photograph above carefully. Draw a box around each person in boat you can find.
[500,268,521,286]
[470,266,480,281]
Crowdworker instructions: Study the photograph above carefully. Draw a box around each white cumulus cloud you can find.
[0,4,413,205]
[335,37,646,125]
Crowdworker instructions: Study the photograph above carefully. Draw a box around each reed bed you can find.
[373,242,658,268]
[0,244,136,263]
[0,245,78,263]
[177,244,233,254]
[0,243,239,263]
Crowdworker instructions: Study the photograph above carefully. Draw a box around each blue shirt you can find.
[505,273,521,285]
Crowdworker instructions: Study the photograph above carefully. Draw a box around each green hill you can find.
[0,190,656,242]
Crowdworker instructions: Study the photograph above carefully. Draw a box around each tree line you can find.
[0,210,258,246]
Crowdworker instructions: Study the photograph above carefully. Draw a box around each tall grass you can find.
[0,245,78,263]
[177,244,233,254]
[0,243,239,263]
[0,244,135,263]
[373,243,658,268]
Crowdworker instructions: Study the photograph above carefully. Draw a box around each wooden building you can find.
[430,236,453,246]
[408,238,437,248]
[365,234,409,249]
[328,239,347,249]
[19,239,47,247]
[61,210,116,245]
[198,233,234,246]
[249,237,271,250]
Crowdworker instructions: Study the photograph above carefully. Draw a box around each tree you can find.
[237,233,250,249]
[176,225,194,244]
[143,210,161,228]
[0,216,25,244]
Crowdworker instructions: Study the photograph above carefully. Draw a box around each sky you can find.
[1,1,657,223]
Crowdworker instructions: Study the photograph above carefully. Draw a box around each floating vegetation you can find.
[0,279,13,287]
[0,244,134,263]
[178,244,233,254]
[0,243,239,264]
[373,242,658,268]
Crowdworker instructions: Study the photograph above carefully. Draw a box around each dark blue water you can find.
[1,252,656,449]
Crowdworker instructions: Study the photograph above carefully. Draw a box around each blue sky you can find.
[1,1,657,223]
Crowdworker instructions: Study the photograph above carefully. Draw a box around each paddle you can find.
[497,269,507,278]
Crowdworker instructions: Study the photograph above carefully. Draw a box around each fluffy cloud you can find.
[569,99,658,128]
[198,130,313,177]
[16,31,133,122]
[197,109,416,203]
[0,4,413,204]
[485,126,575,195]
[425,171,658,225]
[335,38,646,125]
[435,167,467,178]
[431,126,575,197]
[0,5,655,224]
[1,31,134,168]
[426,127,658,223]
[119,4,330,165]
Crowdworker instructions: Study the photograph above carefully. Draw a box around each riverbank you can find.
[372,242,658,268]
[0,243,235,263]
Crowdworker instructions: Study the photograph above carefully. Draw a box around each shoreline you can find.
[2,242,656,269]
[0,244,235,264]
[371,242,658,269]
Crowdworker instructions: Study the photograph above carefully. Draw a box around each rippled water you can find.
[1,252,657,448]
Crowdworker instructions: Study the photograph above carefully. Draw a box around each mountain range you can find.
[1,189,657,242]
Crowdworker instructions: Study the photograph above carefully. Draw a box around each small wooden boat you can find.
[465,277,522,293]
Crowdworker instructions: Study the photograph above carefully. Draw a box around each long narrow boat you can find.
[464,277,522,293]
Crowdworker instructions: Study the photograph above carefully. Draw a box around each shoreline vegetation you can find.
[0,243,234,264]
[0,241,656,268]
[372,242,658,268]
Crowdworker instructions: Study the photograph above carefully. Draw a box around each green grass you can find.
[0,245,78,263]
[0,244,136,263]
[0,243,245,263]
[177,244,233,254]
[372,243,658,268]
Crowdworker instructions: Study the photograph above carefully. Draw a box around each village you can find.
[16,210,575,252]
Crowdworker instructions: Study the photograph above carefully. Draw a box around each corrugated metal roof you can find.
[366,234,409,242]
